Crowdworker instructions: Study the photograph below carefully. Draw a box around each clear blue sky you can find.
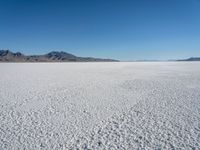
[0,0,200,60]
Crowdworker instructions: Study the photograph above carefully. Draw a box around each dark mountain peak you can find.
[0,50,12,56]
[14,52,24,57]
[47,51,75,57]
[45,51,77,61]
[0,50,25,61]
[0,50,24,57]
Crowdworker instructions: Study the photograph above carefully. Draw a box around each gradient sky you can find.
[0,0,200,60]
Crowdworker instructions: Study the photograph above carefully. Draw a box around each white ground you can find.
[0,62,200,150]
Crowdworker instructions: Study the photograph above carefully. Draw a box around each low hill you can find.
[178,57,200,61]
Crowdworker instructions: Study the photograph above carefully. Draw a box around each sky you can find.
[0,0,200,60]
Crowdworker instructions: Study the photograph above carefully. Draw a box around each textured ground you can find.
[0,62,200,149]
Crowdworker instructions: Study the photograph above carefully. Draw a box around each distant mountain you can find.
[178,57,200,61]
[0,50,118,62]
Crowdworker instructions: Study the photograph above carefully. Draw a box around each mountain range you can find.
[1,50,199,62]
[0,50,118,62]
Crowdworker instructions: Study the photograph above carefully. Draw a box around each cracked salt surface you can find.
[0,62,200,149]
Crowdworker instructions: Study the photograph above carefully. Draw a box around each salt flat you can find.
[0,62,200,149]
